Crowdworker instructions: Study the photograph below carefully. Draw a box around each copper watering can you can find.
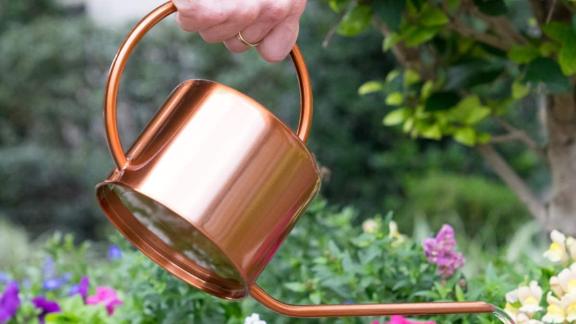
[96,1,497,319]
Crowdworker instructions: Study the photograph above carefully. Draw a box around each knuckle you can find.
[201,7,228,26]
[292,0,307,15]
[198,31,221,43]
[263,2,289,21]
[176,15,196,32]
[237,7,258,24]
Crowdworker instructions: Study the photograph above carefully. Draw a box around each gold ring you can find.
[236,32,261,47]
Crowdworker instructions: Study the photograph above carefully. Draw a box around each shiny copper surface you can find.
[97,0,496,318]
[98,80,320,299]
[250,285,495,317]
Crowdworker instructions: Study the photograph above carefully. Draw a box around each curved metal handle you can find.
[250,284,495,317]
[104,1,313,168]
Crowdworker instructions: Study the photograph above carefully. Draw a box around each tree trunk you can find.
[545,93,576,233]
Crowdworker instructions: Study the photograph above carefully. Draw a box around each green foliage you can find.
[400,172,531,248]
[328,0,574,150]
[0,200,541,323]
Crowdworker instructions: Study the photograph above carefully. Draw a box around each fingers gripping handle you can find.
[103,1,313,169]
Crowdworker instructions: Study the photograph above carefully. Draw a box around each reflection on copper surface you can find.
[110,185,242,282]
[97,80,320,299]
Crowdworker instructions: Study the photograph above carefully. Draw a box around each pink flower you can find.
[423,224,465,279]
[86,287,123,315]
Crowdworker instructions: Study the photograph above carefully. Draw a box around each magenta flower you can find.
[372,315,436,324]
[68,276,90,301]
[32,297,60,323]
[422,224,465,279]
[87,287,123,315]
[0,282,20,324]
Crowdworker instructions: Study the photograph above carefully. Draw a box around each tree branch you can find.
[530,0,546,24]
[373,17,422,71]
[494,118,547,159]
[448,17,511,51]
[477,144,547,225]
[471,10,528,45]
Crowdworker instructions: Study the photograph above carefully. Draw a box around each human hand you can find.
[173,0,307,63]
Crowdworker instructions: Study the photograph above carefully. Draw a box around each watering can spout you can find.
[249,284,495,317]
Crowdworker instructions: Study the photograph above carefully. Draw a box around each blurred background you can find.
[1,1,559,322]
[0,0,539,261]
[0,0,560,322]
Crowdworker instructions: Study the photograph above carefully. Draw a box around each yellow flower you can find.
[542,292,576,323]
[544,230,570,264]
[555,263,576,296]
[504,281,543,321]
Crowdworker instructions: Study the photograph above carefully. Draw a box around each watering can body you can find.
[96,1,497,319]
[97,80,320,299]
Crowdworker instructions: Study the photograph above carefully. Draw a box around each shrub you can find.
[0,200,539,323]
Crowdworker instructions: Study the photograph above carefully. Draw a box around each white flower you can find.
[515,312,543,324]
[550,275,564,298]
[362,219,378,234]
[544,230,569,264]
[517,281,543,313]
[504,281,543,322]
[244,313,266,324]
[555,263,576,295]
[542,292,576,323]
[505,301,542,324]
[388,221,406,245]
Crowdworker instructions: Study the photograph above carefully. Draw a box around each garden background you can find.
[0,0,573,323]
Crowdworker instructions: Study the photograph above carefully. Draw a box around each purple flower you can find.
[68,276,90,301]
[32,297,60,323]
[41,257,70,291]
[0,282,20,324]
[0,274,10,285]
[87,287,123,315]
[422,225,465,279]
[43,273,70,291]
[107,245,122,261]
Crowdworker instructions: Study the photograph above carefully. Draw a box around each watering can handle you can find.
[103,1,313,169]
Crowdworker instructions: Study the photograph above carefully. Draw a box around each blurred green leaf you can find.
[328,0,351,13]
[512,81,530,99]
[386,92,404,105]
[284,282,307,293]
[373,0,406,31]
[419,4,449,27]
[453,127,477,146]
[472,0,507,16]
[337,5,373,36]
[358,80,384,95]
[383,108,408,126]
[403,25,442,47]
[524,58,571,92]
[508,45,540,64]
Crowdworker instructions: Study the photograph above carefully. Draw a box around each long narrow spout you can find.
[249,284,495,318]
